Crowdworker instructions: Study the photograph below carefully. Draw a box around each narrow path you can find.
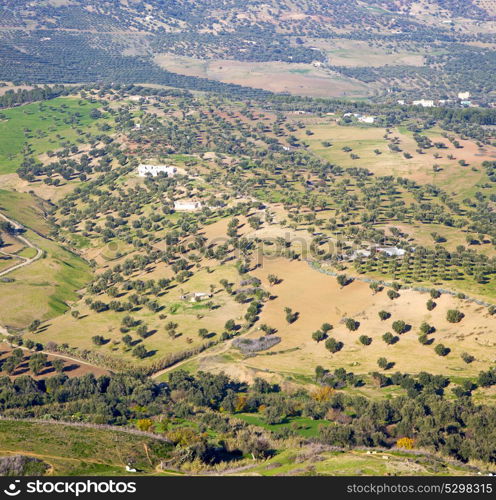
[0,340,110,374]
[150,336,239,379]
[0,212,43,278]
[0,417,171,443]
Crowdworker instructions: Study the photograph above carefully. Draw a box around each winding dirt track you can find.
[0,212,43,278]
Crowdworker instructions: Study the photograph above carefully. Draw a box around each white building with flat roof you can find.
[138,164,177,177]
[458,91,470,100]
[174,200,202,211]
[413,99,435,108]
[377,247,406,257]
[358,115,375,124]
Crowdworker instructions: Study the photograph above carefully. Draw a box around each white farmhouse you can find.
[377,247,406,257]
[138,164,177,177]
[358,115,375,124]
[174,200,202,211]
[180,292,212,302]
[412,99,435,108]
[458,91,470,100]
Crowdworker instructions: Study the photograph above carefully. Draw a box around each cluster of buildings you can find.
[173,200,202,211]
[137,164,177,177]
[343,113,376,124]
[180,292,212,302]
[398,92,474,108]
[137,164,203,211]
[349,246,408,260]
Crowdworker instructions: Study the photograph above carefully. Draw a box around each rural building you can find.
[180,292,212,302]
[358,115,375,124]
[349,249,372,260]
[458,91,470,100]
[174,200,202,211]
[377,247,406,257]
[412,99,435,108]
[138,164,177,177]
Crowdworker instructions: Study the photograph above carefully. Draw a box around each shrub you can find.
[91,335,105,346]
[461,352,475,364]
[426,299,436,311]
[284,307,298,324]
[392,320,407,334]
[359,335,372,346]
[419,322,433,335]
[321,323,333,333]
[378,310,391,321]
[446,309,464,323]
[396,437,415,450]
[224,319,236,331]
[344,318,359,332]
[0,455,48,476]
[312,330,327,343]
[325,338,343,353]
[435,344,450,356]
[132,345,147,359]
[198,328,210,338]
[382,332,398,345]
[137,325,148,338]
[377,357,389,369]
[136,419,153,431]
[336,274,351,288]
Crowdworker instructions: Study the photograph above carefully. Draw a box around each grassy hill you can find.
[0,420,173,476]
[0,419,485,476]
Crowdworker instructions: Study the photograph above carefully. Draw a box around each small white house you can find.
[458,91,470,100]
[174,200,202,211]
[412,99,435,108]
[377,247,406,257]
[180,292,212,302]
[138,164,177,177]
[358,115,375,124]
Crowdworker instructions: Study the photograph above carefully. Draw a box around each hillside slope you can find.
[1,0,495,99]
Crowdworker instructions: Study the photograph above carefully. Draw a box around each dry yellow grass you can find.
[29,263,247,366]
[206,258,496,379]
[299,122,496,200]
[154,54,372,98]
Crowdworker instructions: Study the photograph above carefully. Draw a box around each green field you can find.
[235,413,332,438]
[0,189,51,234]
[0,189,92,326]
[0,420,173,476]
[240,447,481,476]
[0,97,103,174]
[0,420,482,477]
